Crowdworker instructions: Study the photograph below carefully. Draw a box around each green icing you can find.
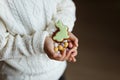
[53,20,69,42]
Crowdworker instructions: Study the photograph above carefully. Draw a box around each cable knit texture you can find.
[0,0,76,80]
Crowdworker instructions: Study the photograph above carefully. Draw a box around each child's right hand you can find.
[44,36,68,61]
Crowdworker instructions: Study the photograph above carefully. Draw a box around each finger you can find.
[67,48,77,62]
[71,50,78,57]
[59,49,67,61]
[73,38,78,47]
[65,47,77,60]
[67,47,77,55]
[68,42,73,49]
[68,57,73,62]
[65,50,72,60]
[69,33,78,47]
[71,57,77,62]
[48,52,62,60]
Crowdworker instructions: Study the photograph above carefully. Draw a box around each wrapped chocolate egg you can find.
[64,42,69,48]
[54,47,59,52]
[58,45,64,51]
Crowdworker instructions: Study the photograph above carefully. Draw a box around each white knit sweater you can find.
[0,0,76,80]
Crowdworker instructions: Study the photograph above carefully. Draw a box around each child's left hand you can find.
[64,32,78,62]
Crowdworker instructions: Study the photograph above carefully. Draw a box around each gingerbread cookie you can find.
[53,20,69,42]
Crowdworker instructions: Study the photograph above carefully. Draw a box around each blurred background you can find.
[66,0,120,80]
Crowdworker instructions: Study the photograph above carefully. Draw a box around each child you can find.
[0,0,78,80]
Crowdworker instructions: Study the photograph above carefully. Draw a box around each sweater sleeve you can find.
[0,20,49,61]
[47,0,76,33]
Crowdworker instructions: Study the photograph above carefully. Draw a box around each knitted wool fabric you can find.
[0,0,76,80]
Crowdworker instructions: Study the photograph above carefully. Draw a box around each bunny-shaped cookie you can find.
[53,20,69,42]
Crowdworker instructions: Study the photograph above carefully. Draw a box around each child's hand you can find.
[65,32,79,62]
[44,36,71,61]
[44,32,78,62]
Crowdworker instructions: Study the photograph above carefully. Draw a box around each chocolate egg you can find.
[58,45,64,51]
[64,42,69,48]
[54,47,58,52]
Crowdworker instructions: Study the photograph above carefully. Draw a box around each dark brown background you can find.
[66,0,120,80]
